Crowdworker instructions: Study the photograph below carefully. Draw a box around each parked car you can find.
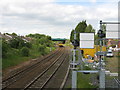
[106,51,114,57]
[107,49,112,52]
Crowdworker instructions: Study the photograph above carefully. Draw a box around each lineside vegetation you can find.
[1,33,56,69]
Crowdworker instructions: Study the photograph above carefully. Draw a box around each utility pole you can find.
[72,30,77,89]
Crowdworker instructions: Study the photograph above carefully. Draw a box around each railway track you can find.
[24,47,69,89]
[114,78,120,87]
[2,48,61,81]
[2,48,65,89]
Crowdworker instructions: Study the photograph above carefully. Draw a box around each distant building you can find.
[118,41,120,48]
[107,39,119,47]
[0,32,32,42]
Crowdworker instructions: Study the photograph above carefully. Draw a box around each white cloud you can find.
[0,0,118,38]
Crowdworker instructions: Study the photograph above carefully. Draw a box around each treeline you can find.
[1,33,55,68]
[70,20,107,45]
[70,20,95,42]
[2,33,54,58]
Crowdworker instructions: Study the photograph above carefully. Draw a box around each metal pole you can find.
[72,71,77,89]
[73,49,76,69]
[78,49,83,70]
[72,30,77,89]
[100,69,105,88]
[101,22,120,24]
[99,20,105,89]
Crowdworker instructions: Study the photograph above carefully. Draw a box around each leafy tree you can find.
[46,36,51,40]
[75,20,87,33]
[85,24,95,33]
[25,42,32,48]
[95,35,99,45]
[85,24,92,33]
[12,33,17,36]
[102,24,106,34]
[91,29,95,33]
[9,37,24,49]
[70,20,87,42]
[26,33,46,39]
[9,37,32,49]
[21,47,30,56]
[2,39,9,58]
[26,33,52,47]
[4,33,10,35]
[70,21,96,43]
[70,29,74,42]
[38,45,46,55]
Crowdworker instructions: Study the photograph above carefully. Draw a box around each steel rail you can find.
[114,78,120,86]
[40,53,68,89]
[23,48,67,89]
[2,48,63,89]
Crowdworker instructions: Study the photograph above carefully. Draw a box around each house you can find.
[107,39,118,47]
[0,32,32,42]
[118,41,120,48]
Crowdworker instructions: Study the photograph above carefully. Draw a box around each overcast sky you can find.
[0,0,119,39]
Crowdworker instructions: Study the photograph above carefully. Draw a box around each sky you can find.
[0,0,119,39]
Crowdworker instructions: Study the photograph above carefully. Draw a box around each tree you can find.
[102,24,106,34]
[85,24,92,33]
[85,24,96,33]
[70,20,97,44]
[38,45,46,55]
[2,39,9,58]
[70,20,87,42]
[46,36,51,40]
[25,42,32,48]
[75,20,87,33]
[70,29,74,42]
[12,33,17,36]
[9,38,19,49]
[9,37,30,49]
[91,28,95,33]
[75,20,87,41]
[21,47,30,56]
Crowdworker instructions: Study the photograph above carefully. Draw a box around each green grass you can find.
[2,55,30,69]
[105,51,118,73]
[2,46,56,69]
[77,66,97,88]
[77,73,97,88]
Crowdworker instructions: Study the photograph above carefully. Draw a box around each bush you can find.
[9,37,32,49]
[25,42,32,48]
[38,45,46,55]
[21,47,30,56]
[9,37,24,49]
[2,39,10,58]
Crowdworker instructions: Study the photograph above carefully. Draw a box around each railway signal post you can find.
[98,20,120,88]
[98,20,105,89]
[70,20,119,89]
[71,30,77,89]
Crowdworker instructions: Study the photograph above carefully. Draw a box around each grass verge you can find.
[105,51,118,73]
[2,46,56,69]
[77,72,97,88]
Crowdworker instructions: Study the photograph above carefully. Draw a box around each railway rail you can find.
[2,48,61,81]
[2,48,66,89]
[114,78,120,87]
[24,47,69,89]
